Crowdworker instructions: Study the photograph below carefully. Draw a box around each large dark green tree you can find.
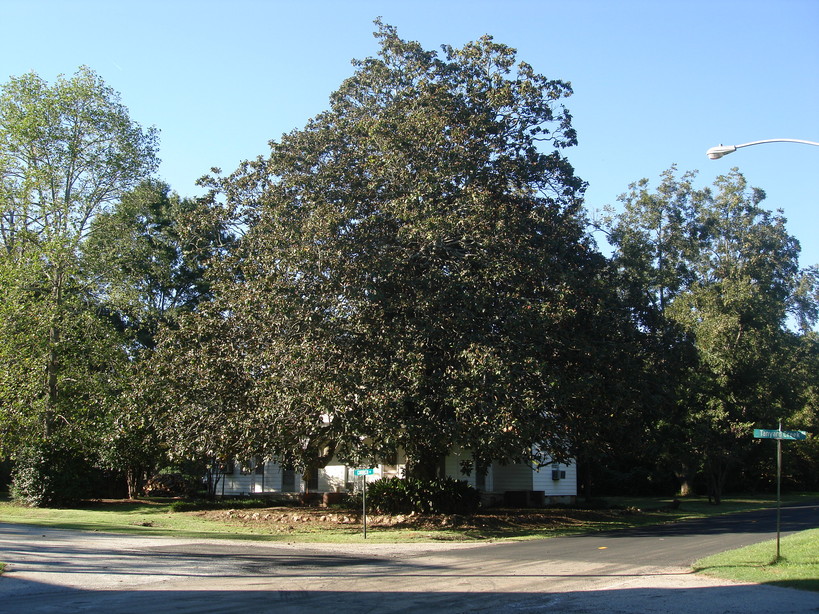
[85,179,221,351]
[603,167,818,502]
[82,179,227,496]
[149,23,648,481]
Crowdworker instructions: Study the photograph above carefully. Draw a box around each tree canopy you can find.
[145,22,648,480]
[602,167,819,502]
[0,66,158,454]
[2,29,816,505]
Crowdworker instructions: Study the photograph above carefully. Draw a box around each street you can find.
[1,503,817,613]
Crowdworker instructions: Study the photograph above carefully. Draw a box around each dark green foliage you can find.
[10,441,93,507]
[85,179,225,352]
[147,22,642,480]
[366,477,480,515]
[601,167,819,501]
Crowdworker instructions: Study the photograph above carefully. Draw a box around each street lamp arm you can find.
[707,138,819,159]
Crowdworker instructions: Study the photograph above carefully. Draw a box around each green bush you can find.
[10,441,93,507]
[366,477,480,515]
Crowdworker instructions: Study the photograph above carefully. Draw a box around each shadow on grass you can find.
[693,559,819,593]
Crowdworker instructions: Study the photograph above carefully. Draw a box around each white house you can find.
[219,447,576,506]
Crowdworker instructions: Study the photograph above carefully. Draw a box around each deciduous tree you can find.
[603,167,818,502]
[0,67,158,477]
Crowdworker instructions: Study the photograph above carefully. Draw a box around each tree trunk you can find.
[45,269,64,438]
[405,450,443,481]
[126,466,145,499]
[204,459,222,500]
[582,459,593,501]
[576,448,594,501]
[675,462,693,497]
[301,440,338,494]
[706,455,729,505]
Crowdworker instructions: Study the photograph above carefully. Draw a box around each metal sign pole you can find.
[776,422,782,562]
[362,474,367,539]
[352,468,374,539]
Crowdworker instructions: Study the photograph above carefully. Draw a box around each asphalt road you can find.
[0,502,817,613]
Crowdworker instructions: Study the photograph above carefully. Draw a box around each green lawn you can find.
[694,529,819,592]
[0,492,815,543]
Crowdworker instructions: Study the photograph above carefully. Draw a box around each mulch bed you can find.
[193,506,639,532]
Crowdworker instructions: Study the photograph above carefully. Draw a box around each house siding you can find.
[220,461,296,496]
[219,449,575,503]
[491,462,534,491]
[532,461,577,498]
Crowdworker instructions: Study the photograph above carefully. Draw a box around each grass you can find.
[694,528,819,592]
[0,498,298,541]
[0,491,815,543]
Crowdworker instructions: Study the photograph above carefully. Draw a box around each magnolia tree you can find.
[147,23,650,482]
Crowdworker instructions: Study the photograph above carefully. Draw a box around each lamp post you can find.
[706,138,819,159]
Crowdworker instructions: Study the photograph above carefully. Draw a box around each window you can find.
[282,468,297,492]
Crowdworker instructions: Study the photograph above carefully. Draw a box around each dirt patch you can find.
[193,506,640,536]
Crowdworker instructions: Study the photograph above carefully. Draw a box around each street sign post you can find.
[754,425,810,561]
[353,468,375,538]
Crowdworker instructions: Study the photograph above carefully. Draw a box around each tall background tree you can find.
[82,179,227,497]
[0,66,158,503]
[147,22,652,485]
[602,167,818,502]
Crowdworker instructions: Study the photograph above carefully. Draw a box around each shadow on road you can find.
[2,579,817,614]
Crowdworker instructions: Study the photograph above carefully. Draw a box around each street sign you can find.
[753,424,810,562]
[754,429,807,441]
[354,468,375,476]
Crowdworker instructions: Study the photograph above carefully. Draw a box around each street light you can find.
[706,138,819,159]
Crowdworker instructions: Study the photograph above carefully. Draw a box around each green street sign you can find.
[353,468,375,476]
[754,429,807,441]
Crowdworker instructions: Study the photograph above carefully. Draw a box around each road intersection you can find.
[1,502,816,613]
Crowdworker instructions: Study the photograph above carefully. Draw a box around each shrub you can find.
[10,441,93,507]
[366,477,480,515]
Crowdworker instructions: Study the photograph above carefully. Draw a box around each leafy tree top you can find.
[1,66,159,258]
[151,23,647,477]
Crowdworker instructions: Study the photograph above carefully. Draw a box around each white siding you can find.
[221,461,296,496]
[531,461,577,497]
[218,450,575,500]
[442,449,493,491]
[318,463,348,492]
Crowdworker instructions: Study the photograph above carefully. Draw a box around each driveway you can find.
[1,502,817,613]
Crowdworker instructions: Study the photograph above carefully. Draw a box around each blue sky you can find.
[3,0,818,266]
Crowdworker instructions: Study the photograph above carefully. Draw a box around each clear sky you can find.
[3,0,818,266]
